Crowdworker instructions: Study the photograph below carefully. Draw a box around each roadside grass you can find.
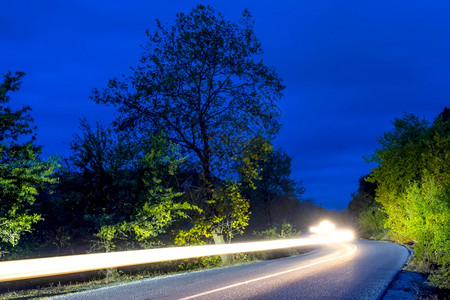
[0,247,313,299]
[1,276,127,300]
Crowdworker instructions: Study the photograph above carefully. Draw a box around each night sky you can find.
[1,1,449,210]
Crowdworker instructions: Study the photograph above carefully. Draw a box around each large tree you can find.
[366,113,429,207]
[92,5,284,248]
[0,71,58,256]
[365,113,433,240]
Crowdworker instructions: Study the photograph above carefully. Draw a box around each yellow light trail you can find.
[0,221,354,282]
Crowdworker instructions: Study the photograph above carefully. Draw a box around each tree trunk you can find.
[199,115,233,265]
[262,178,272,226]
[212,228,234,265]
[264,194,273,226]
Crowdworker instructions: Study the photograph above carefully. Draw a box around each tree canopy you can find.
[0,71,58,256]
[92,5,284,248]
[361,108,450,288]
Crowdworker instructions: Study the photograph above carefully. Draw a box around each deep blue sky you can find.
[1,1,449,209]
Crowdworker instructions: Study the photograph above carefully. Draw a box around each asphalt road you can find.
[54,240,409,300]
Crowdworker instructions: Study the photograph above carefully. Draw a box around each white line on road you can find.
[179,243,357,300]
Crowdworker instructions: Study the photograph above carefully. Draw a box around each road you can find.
[54,240,409,300]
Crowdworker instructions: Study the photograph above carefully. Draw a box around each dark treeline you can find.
[348,108,449,289]
[0,5,339,272]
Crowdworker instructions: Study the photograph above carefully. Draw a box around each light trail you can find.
[0,222,354,282]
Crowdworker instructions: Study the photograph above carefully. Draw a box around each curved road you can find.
[55,240,409,300]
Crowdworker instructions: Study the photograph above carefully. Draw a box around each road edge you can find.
[379,241,412,299]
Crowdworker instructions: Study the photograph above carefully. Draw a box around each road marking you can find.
[179,243,357,300]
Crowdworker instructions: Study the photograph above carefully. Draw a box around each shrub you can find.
[252,222,301,259]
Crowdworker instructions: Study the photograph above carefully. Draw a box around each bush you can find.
[397,177,450,289]
[252,222,301,259]
[357,204,387,239]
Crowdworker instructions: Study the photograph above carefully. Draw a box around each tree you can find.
[365,113,429,238]
[94,132,200,252]
[92,5,284,249]
[348,175,386,238]
[259,149,304,226]
[365,108,449,288]
[48,120,198,252]
[66,119,141,231]
[42,119,142,252]
[239,137,304,229]
[0,71,58,256]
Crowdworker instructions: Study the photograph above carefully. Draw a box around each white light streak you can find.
[0,222,354,282]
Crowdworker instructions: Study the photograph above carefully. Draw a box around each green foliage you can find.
[348,175,387,238]
[356,203,387,239]
[32,120,203,254]
[364,108,450,288]
[177,256,222,271]
[173,180,249,265]
[253,222,299,240]
[252,222,300,259]
[175,180,249,246]
[97,199,201,251]
[238,135,273,189]
[92,5,284,248]
[0,71,58,256]
[396,176,449,287]
[239,137,304,230]
[366,113,429,206]
[78,128,201,251]
[42,120,143,252]
[95,225,117,252]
